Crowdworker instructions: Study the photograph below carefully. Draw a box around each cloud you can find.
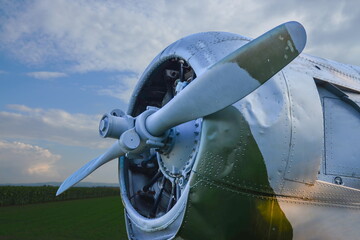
[258,0,360,65]
[0,140,61,183]
[0,105,112,149]
[27,71,67,80]
[1,0,359,76]
[97,74,138,102]
[0,0,177,73]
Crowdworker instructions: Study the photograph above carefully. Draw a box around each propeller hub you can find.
[157,118,202,179]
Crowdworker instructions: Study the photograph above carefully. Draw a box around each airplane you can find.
[56,21,360,239]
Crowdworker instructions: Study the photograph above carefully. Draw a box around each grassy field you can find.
[0,196,128,240]
[0,186,120,206]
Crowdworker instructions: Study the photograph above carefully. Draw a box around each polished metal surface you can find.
[124,27,360,239]
[56,21,360,239]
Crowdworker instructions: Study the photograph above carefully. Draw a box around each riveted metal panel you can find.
[282,68,323,185]
[279,196,360,240]
[324,97,360,178]
[236,72,291,194]
[177,106,293,239]
[295,54,360,92]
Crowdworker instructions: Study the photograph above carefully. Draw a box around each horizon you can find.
[0,181,119,187]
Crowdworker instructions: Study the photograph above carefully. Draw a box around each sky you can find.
[0,0,359,185]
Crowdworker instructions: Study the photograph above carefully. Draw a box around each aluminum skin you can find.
[125,30,360,239]
[176,106,293,239]
[56,21,360,239]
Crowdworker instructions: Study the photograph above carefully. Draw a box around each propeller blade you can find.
[146,21,306,136]
[56,142,124,195]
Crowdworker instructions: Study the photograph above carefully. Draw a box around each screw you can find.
[178,177,184,187]
[334,176,343,185]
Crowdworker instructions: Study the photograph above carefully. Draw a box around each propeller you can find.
[56,142,124,195]
[56,21,306,196]
[146,21,306,136]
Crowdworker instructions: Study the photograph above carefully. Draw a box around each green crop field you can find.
[0,196,127,240]
[0,186,120,206]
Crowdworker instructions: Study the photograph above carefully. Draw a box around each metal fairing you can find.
[176,106,293,239]
[123,31,360,239]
